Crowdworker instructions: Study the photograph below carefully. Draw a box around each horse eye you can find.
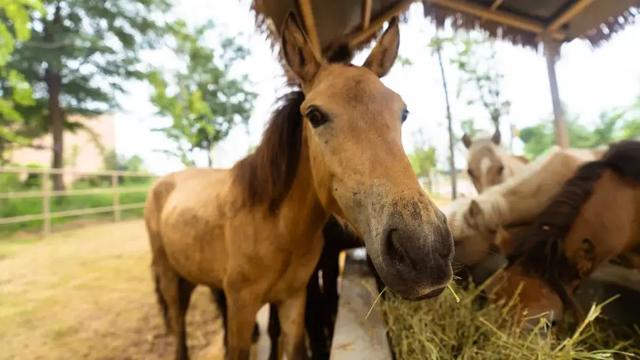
[467,169,474,178]
[401,108,409,123]
[305,107,329,128]
[497,164,505,174]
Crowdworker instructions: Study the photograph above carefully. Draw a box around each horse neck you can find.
[475,193,508,229]
[494,149,584,226]
[276,136,329,245]
[502,154,526,177]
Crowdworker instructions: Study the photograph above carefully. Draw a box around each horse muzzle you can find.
[367,208,454,300]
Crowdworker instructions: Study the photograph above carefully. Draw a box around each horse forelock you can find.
[231,91,305,214]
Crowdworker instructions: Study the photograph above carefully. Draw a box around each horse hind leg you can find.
[153,270,172,334]
[156,263,195,360]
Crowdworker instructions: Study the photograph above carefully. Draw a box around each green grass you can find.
[0,179,152,237]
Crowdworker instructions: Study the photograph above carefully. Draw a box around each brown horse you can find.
[447,146,600,266]
[488,140,640,326]
[145,14,453,360]
[462,129,528,193]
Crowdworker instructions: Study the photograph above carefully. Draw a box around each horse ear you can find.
[281,12,321,86]
[464,200,485,229]
[491,129,501,145]
[462,133,472,149]
[363,17,399,78]
[468,200,482,218]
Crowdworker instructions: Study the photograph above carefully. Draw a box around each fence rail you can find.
[0,166,156,235]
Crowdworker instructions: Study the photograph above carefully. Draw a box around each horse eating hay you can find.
[447,147,600,266]
[489,140,640,325]
[145,14,453,360]
[462,130,528,193]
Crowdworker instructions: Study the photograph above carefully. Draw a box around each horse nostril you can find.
[385,227,412,267]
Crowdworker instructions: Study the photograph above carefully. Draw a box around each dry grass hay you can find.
[381,283,640,360]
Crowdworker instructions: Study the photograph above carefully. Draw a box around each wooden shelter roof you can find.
[252,0,640,56]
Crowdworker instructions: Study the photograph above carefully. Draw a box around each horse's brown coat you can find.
[146,15,453,360]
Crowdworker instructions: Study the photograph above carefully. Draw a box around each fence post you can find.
[42,170,51,235]
[112,173,120,222]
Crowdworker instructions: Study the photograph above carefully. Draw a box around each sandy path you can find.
[0,220,235,360]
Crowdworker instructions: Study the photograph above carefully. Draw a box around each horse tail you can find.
[145,175,177,333]
[153,269,171,332]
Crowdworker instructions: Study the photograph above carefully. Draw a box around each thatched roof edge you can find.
[421,1,640,49]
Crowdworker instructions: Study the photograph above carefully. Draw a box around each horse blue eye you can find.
[401,108,409,123]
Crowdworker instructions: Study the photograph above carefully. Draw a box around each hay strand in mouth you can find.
[365,286,387,320]
[447,283,461,303]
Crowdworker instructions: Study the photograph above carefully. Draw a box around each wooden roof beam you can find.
[348,0,413,48]
[297,0,322,55]
[362,0,373,30]
[547,0,596,33]
[490,0,504,11]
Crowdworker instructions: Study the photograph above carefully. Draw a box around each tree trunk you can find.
[436,46,457,199]
[45,4,65,190]
[544,37,570,148]
[46,68,64,190]
[207,151,213,167]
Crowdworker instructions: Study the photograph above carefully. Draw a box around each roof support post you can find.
[362,0,372,30]
[298,0,322,55]
[543,35,569,148]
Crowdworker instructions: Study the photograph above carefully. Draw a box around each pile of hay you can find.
[381,284,640,359]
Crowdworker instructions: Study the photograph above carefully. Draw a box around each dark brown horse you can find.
[488,140,640,326]
[267,217,361,360]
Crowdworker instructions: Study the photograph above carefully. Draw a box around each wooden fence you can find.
[0,167,156,235]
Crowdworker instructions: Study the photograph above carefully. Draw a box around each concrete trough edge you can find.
[330,249,392,360]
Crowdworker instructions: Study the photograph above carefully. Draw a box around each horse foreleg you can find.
[225,290,261,360]
[278,289,309,360]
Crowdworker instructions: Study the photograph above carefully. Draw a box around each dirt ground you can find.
[0,220,243,360]
[0,195,452,360]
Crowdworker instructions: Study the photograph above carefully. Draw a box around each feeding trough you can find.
[330,250,640,359]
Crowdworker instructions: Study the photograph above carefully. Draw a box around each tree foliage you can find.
[408,130,437,189]
[450,33,510,130]
[520,104,640,158]
[409,146,437,179]
[0,0,42,163]
[6,0,171,188]
[148,21,255,167]
[103,149,144,172]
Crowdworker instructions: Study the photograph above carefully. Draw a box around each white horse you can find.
[447,146,603,265]
[462,130,529,193]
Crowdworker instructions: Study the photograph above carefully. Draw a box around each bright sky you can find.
[114,1,640,175]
